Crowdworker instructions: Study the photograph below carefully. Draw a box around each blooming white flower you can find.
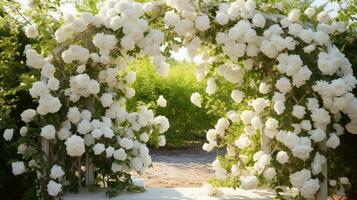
[3,128,14,141]
[292,105,306,119]
[231,90,244,103]
[47,180,62,196]
[120,138,134,150]
[289,169,311,188]
[276,77,292,93]
[65,135,85,157]
[12,161,26,175]
[50,165,65,179]
[195,15,210,31]
[25,24,38,38]
[113,148,127,160]
[47,77,59,91]
[300,179,320,198]
[20,126,28,137]
[276,151,289,164]
[309,129,326,143]
[252,13,265,28]
[100,93,113,108]
[234,134,251,149]
[21,109,37,123]
[274,101,285,115]
[190,92,202,107]
[40,125,56,140]
[157,95,167,107]
[67,107,81,124]
[263,167,277,181]
[105,146,115,158]
[288,9,301,22]
[326,133,340,149]
[304,7,316,18]
[206,78,216,95]
[93,143,105,155]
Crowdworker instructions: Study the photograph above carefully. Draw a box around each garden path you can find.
[132,147,222,188]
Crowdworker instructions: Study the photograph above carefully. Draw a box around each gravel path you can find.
[132,148,222,188]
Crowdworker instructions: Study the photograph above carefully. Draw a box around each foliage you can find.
[127,58,220,148]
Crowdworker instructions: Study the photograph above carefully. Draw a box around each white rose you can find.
[93,143,105,155]
[234,134,251,149]
[105,146,115,158]
[252,13,265,28]
[154,116,170,133]
[40,125,56,140]
[157,95,167,107]
[206,78,216,95]
[41,64,55,78]
[274,101,285,115]
[292,105,306,119]
[3,128,14,141]
[304,7,316,18]
[309,129,326,143]
[100,93,113,108]
[326,133,340,149]
[77,120,92,134]
[190,92,202,107]
[67,107,81,124]
[65,135,85,157]
[29,81,49,98]
[263,167,277,181]
[25,104,44,119]
[50,164,65,179]
[288,9,301,22]
[25,24,38,38]
[47,77,59,91]
[113,148,127,160]
[215,12,229,25]
[195,15,210,31]
[300,179,320,198]
[265,118,278,130]
[276,77,292,93]
[140,132,149,142]
[20,126,28,137]
[231,90,244,103]
[17,144,27,154]
[57,128,71,141]
[120,138,134,150]
[12,161,26,175]
[289,169,311,188]
[276,151,289,164]
[47,180,62,196]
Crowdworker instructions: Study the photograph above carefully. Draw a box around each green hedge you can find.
[127,58,218,148]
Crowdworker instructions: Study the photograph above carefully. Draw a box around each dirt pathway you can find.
[133,148,221,188]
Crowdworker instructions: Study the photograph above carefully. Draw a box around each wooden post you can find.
[85,96,95,186]
[261,128,271,153]
[317,144,328,200]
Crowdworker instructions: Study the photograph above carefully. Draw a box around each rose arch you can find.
[4,0,356,199]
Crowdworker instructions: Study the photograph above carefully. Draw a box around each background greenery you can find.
[127,58,219,148]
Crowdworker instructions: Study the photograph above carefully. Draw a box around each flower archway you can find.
[4,0,356,199]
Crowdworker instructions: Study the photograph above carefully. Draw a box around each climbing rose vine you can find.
[3,0,356,199]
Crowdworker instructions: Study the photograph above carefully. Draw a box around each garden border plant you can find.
[2,0,357,200]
